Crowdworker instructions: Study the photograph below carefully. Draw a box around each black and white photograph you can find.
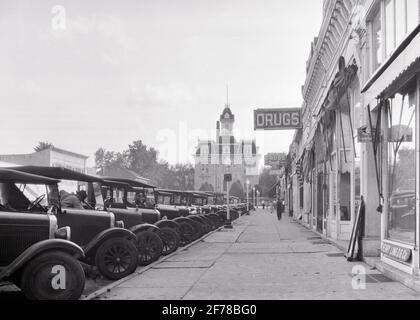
[1,0,420,307]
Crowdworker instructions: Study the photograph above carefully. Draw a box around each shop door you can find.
[316,172,324,233]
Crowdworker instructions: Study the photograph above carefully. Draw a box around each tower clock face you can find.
[224,113,229,119]
[223,146,230,154]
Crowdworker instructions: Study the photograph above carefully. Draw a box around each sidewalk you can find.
[93,209,420,300]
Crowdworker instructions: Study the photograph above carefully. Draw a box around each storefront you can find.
[362,24,420,274]
[313,57,360,241]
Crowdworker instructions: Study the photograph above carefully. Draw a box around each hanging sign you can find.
[357,126,377,143]
[254,108,302,130]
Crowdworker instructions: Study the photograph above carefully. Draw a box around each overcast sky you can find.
[0,0,323,167]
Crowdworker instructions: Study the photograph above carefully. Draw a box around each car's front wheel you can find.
[20,251,85,300]
[95,238,139,280]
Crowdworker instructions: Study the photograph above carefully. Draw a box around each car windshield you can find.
[157,194,171,205]
[194,197,203,206]
[134,188,155,208]
[173,194,183,205]
[92,182,104,209]
[0,182,58,212]
[127,191,136,206]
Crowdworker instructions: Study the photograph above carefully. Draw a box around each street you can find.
[91,210,420,300]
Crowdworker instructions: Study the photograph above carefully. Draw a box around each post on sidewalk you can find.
[224,173,233,229]
[246,179,250,214]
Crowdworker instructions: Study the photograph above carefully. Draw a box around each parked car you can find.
[10,166,139,281]
[99,177,180,259]
[0,168,86,300]
[154,189,200,245]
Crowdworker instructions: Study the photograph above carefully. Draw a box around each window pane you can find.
[395,0,406,45]
[385,0,395,56]
[387,91,417,244]
[372,8,383,71]
[407,0,420,32]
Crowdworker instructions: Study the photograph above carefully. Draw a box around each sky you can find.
[0,0,323,167]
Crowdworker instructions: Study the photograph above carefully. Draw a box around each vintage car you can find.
[10,166,139,281]
[203,192,225,213]
[0,168,86,300]
[154,189,203,245]
[99,177,180,259]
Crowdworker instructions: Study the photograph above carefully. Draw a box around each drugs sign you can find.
[254,108,302,130]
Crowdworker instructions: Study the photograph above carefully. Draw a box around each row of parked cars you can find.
[0,166,249,300]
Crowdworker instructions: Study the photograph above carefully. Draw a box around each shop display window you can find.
[387,87,417,244]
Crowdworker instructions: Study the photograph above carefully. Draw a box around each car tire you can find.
[136,230,163,266]
[95,238,138,281]
[178,221,195,245]
[159,227,180,256]
[20,250,85,300]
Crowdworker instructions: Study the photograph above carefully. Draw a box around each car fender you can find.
[130,223,160,235]
[154,220,180,230]
[0,239,84,280]
[83,228,137,257]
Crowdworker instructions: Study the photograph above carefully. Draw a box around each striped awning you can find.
[362,24,420,99]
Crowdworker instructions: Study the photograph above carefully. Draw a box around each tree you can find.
[94,141,195,189]
[258,168,277,198]
[34,141,54,152]
[199,182,214,192]
[229,180,245,198]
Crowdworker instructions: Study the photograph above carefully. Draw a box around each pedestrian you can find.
[277,199,284,220]
[262,201,265,210]
[60,190,84,210]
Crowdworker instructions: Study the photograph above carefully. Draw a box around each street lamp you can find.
[246,179,250,213]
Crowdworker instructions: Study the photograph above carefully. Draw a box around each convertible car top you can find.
[0,168,61,184]
[10,166,103,183]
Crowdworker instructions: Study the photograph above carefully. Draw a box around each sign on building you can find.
[269,170,283,176]
[357,126,376,143]
[224,174,232,182]
[254,108,302,130]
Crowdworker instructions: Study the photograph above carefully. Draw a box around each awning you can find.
[362,24,420,98]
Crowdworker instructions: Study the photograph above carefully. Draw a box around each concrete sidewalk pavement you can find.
[95,210,420,300]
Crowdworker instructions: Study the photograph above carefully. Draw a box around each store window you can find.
[351,83,362,220]
[371,6,383,72]
[387,86,417,244]
[384,0,420,57]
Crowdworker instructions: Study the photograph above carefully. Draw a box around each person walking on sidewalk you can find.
[277,199,284,220]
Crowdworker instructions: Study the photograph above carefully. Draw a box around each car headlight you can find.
[54,226,71,240]
[115,220,125,228]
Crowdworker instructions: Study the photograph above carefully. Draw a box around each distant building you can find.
[194,102,260,194]
[0,147,88,172]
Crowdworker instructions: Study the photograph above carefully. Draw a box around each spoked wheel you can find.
[159,227,180,256]
[95,238,139,280]
[189,217,206,235]
[20,251,85,300]
[179,222,195,245]
[136,230,163,266]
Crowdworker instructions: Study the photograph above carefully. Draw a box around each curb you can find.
[82,217,245,300]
